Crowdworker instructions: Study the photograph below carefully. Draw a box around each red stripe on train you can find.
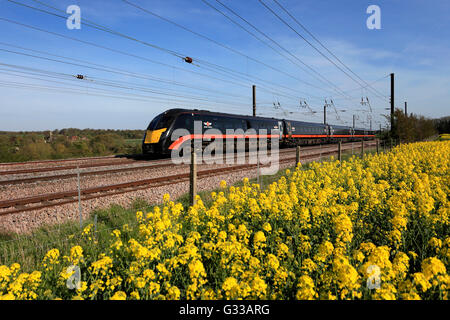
[168,134,375,150]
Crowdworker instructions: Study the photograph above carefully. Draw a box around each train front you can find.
[142,110,177,156]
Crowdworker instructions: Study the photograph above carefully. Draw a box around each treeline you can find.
[0,129,144,163]
[394,109,437,142]
[380,109,439,143]
[433,116,450,134]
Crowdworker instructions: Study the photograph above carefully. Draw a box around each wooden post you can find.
[296,146,301,167]
[190,151,197,206]
[338,141,342,163]
[376,139,379,154]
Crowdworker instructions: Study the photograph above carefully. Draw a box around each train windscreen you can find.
[147,113,175,130]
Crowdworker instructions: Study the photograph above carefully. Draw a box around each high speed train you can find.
[142,108,375,156]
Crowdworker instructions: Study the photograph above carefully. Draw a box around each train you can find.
[142,108,376,156]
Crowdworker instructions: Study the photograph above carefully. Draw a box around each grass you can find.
[0,144,383,271]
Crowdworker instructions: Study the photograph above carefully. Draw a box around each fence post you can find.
[376,139,379,154]
[338,141,342,163]
[189,151,197,206]
[77,166,82,229]
[296,146,301,167]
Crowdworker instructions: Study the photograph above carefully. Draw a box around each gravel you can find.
[0,142,376,234]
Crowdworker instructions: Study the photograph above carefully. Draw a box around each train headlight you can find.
[144,128,167,144]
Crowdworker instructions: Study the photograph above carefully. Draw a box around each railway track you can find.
[0,141,376,216]
[0,155,119,167]
[0,159,142,176]
[0,141,374,184]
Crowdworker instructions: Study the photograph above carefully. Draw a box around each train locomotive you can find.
[142,108,375,156]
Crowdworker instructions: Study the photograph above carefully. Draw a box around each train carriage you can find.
[142,108,376,157]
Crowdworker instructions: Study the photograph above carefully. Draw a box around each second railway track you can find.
[0,141,374,185]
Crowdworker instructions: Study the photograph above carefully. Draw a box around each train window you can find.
[155,114,175,130]
[215,117,230,132]
[223,119,235,131]
[147,114,162,130]
[175,114,193,132]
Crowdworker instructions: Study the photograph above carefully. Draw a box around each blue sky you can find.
[0,0,449,131]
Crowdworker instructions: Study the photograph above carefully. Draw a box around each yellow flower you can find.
[0,293,15,300]
[253,231,266,244]
[421,257,446,281]
[42,249,60,270]
[250,276,267,299]
[166,286,181,300]
[188,260,206,279]
[110,291,127,300]
[296,275,317,300]
[163,193,170,203]
[413,273,431,292]
[266,254,280,271]
[262,222,272,233]
[148,282,160,295]
[222,277,240,299]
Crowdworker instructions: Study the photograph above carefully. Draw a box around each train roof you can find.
[159,108,372,131]
[161,108,326,125]
[162,108,279,122]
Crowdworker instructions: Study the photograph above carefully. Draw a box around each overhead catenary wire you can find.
[271,0,389,100]
[0,17,326,105]
[258,0,388,103]
[203,0,389,120]
[0,76,256,114]
[202,0,355,101]
[0,41,252,101]
[0,0,388,127]
[0,45,328,110]
[121,0,333,96]
[0,62,311,116]
[0,62,256,108]
[6,0,334,103]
